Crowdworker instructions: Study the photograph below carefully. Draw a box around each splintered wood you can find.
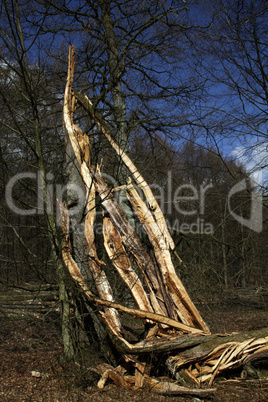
[63,45,208,335]
[168,335,268,386]
[61,45,268,395]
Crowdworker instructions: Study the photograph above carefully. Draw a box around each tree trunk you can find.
[14,1,75,360]
[98,0,134,226]
[61,45,268,392]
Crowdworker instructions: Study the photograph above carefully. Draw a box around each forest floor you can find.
[0,288,268,401]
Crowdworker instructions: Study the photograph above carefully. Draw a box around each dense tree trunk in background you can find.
[97,1,135,225]
[221,199,228,289]
[0,0,75,360]
[17,7,75,360]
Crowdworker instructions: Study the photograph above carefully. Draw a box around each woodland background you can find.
[0,0,267,364]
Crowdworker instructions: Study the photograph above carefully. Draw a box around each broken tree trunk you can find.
[167,328,268,386]
[63,44,207,331]
[61,45,268,394]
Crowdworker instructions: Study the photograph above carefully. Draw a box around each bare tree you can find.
[0,0,75,359]
[189,0,268,181]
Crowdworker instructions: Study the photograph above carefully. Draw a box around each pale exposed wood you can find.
[96,364,131,390]
[141,377,216,397]
[91,168,168,316]
[63,46,83,168]
[126,179,210,332]
[60,202,122,338]
[63,46,209,336]
[167,329,268,385]
[134,362,147,388]
[166,328,268,376]
[84,186,121,328]
[74,89,174,251]
[31,371,42,378]
[63,46,122,333]
[60,203,204,338]
[94,364,216,396]
[84,197,122,333]
[208,345,234,386]
[102,215,154,313]
[183,369,200,385]
[243,345,268,364]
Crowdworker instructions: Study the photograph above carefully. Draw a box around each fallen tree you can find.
[60,45,268,396]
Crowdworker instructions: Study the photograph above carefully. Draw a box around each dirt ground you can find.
[0,296,268,401]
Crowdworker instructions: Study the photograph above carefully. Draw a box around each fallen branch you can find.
[94,363,216,397]
[167,328,268,384]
